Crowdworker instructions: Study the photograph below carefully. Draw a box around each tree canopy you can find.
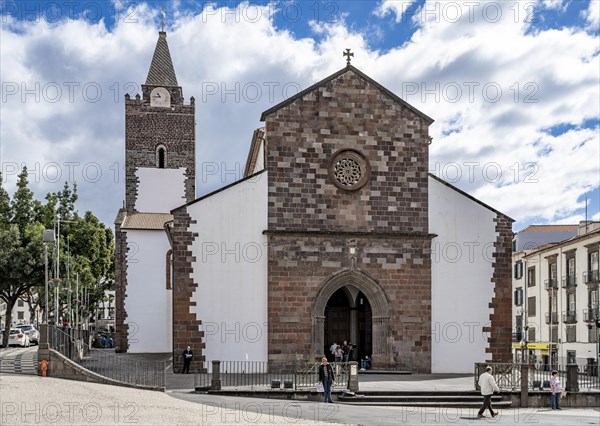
[0,169,114,346]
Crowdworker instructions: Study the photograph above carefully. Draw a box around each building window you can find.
[589,251,599,282]
[528,296,536,317]
[528,327,536,342]
[514,261,523,279]
[527,267,535,287]
[328,149,371,191]
[156,145,167,169]
[550,326,558,342]
[566,326,576,343]
[514,288,523,306]
[589,326,598,343]
[17,299,24,307]
[17,311,24,320]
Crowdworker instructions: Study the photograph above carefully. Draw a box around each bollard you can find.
[211,360,221,391]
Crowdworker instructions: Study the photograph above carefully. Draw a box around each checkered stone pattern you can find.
[114,217,129,353]
[171,208,205,372]
[264,70,430,234]
[124,97,195,212]
[267,234,432,373]
[484,214,515,363]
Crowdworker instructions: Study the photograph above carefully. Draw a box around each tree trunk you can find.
[2,297,17,348]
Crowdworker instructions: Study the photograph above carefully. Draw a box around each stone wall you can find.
[124,96,195,212]
[485,214,514,362]
[171,208,205,372]
[264,68,433,372]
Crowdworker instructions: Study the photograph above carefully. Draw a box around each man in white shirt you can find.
[477,366,501,418]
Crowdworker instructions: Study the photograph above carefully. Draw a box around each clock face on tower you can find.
[150,87,170,107]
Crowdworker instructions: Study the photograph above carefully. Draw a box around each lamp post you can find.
[42,230,55,324]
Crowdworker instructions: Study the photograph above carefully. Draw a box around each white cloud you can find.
[541,0,568,11]
[374,0,419,23]
[0,1,598,230]
[584,0,600,29]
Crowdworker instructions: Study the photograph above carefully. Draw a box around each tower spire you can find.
[145,31,178,87]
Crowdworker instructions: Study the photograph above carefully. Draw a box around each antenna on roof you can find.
[585,196,588,233]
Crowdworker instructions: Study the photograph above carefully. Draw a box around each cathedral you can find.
[114,31,513,374]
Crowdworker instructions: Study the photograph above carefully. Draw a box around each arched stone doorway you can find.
[311,270,393,366]
[323,288,373,362]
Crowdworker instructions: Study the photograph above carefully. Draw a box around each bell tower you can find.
[124,30,195,213]
[115,30,195,353]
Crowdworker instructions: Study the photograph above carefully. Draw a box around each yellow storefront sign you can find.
[512,342,557,350]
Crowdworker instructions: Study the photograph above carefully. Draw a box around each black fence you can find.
[48,326,165,388]
[195,360,351,391]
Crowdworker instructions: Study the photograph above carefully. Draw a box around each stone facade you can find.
[124,95,195,211]
[266,233,432,371]
[114,212,128,353]
[170,208,205,372]
[263,68,434,371]
[485,214,514,363]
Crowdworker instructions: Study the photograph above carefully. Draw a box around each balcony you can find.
[583,306,600,322]
[562,275,577,288]
[563,310,577,323]
[545,312,559,324]
[544,279,558,290]
[584,269,599,284]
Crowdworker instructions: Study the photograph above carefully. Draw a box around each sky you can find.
[0,0,599,232]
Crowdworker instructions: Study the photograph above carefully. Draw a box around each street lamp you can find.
[42,230,55,324]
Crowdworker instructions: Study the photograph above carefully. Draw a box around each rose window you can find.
[328,150,370,191]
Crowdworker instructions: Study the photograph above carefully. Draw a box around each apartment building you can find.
[512,221,600,367]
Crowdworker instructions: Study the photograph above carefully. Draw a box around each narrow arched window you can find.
[156,145,167,168]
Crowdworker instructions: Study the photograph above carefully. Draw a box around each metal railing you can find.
[475,362,599,392]
[195,360,351,391]
[545,312,559,324]
[584,270,599,284]
[48,326,165,388]
[562,310,577,323]
[583,307,600,322]
[544,279,558,290]
[561,275,577,288]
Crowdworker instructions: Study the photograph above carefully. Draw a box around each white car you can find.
[17,325,39,345]
[8,328,30,347]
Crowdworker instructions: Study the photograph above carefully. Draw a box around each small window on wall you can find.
[527,267,536,287]
[528,296,536,316]
[17,311,24,320]
[566,326,576,343]
[528,327,536,342]
[514,261,523,279]
[17,299,24,307]
[514,288,523,306]
[156,145,167,169]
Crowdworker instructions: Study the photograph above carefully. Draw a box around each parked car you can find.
[17,325,39,345]
[8,328,30,347]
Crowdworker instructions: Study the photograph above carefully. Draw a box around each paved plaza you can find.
[1,372,599,426]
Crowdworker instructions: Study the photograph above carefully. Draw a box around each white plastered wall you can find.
[429,177,498,373]
[124,229,172,353]
[187,173,268,362]
[135,167,186,212]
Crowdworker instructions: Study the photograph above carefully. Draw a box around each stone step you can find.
[338,395,505,403]
[337,400,513,408]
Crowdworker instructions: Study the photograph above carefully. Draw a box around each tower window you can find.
[156,145,167,168]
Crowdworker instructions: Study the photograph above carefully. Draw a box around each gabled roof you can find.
[260,65,434,124]
[145,31,179,87]
[517,224,578,233]
[429,173,514,222]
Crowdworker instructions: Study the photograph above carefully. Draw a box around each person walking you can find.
[318,357,335,403]
[550,370,562,410]
[182,346,193,374]
[477,366,500,418]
